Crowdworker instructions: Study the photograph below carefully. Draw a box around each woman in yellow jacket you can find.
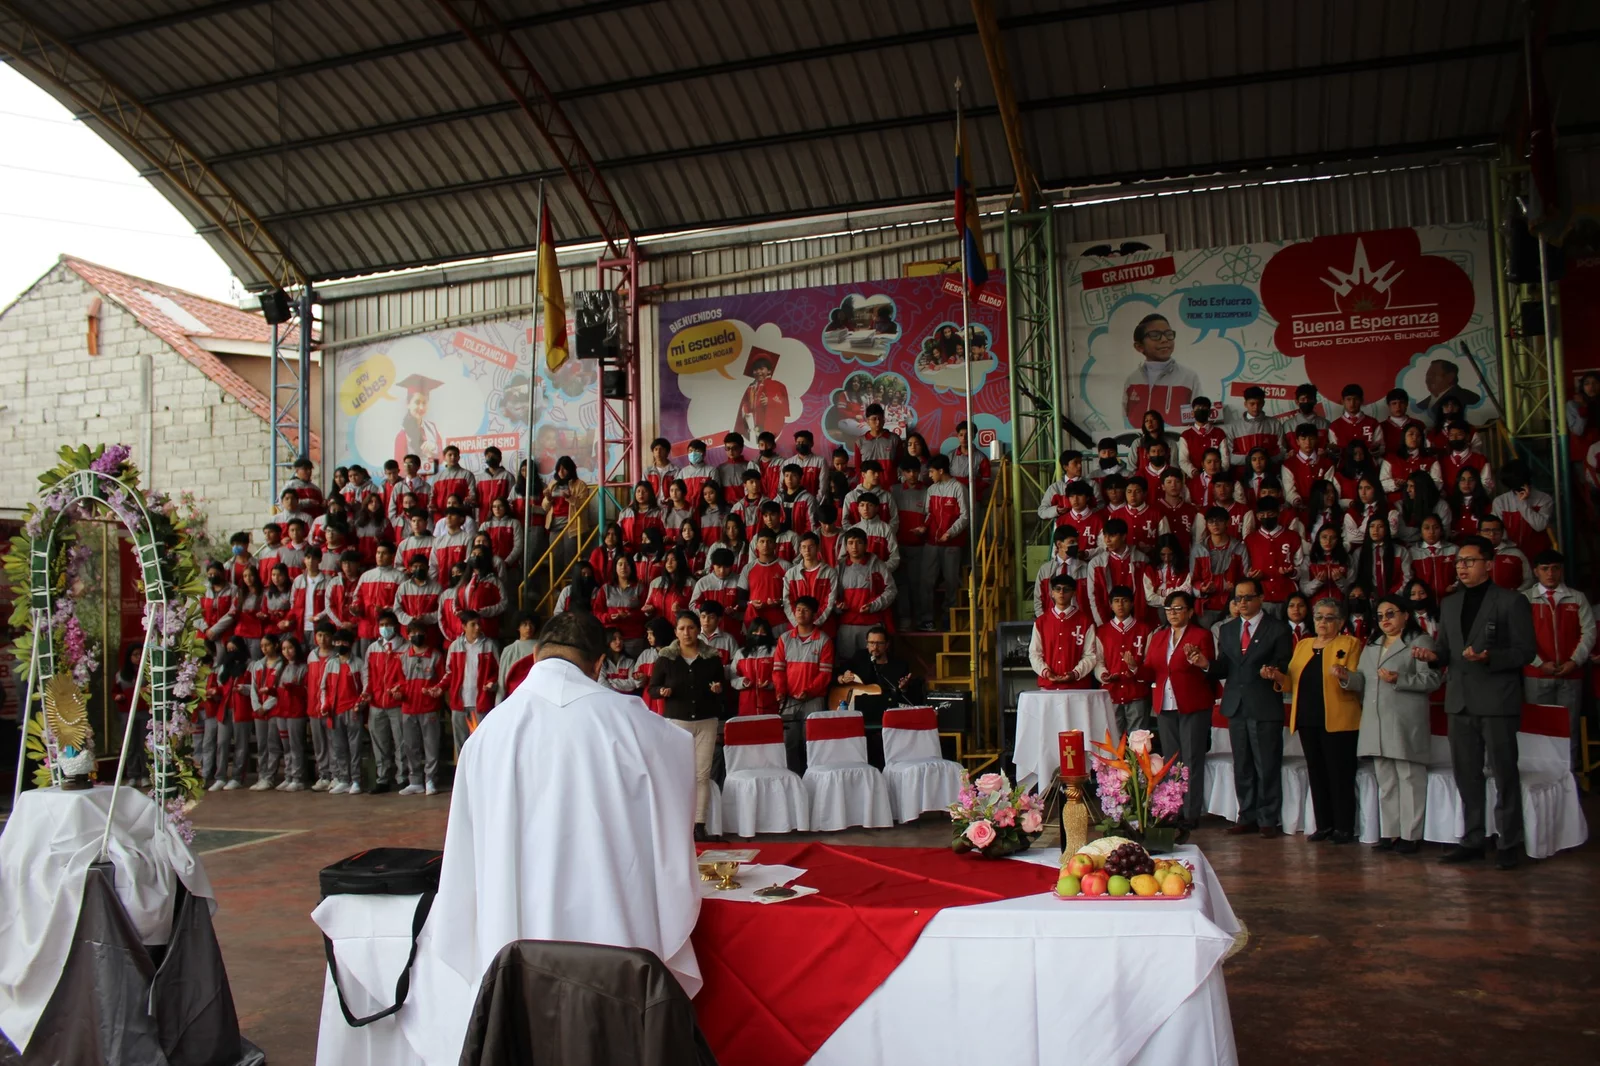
[1264,597,1365,844]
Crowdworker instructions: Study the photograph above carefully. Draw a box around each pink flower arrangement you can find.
[1090,730,1190,835]
[948,771,1044,858]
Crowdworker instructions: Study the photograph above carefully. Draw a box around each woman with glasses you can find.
[1144,590,1216,831]
[1341,595,1440,853]
[1266,597,1364,843]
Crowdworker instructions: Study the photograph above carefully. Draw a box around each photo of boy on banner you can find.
[734,347,791,439]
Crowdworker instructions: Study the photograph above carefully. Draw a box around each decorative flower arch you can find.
[5,444,206,843]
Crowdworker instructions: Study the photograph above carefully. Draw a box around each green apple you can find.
[1056,874,1081,896]
[1107,875,1132,897]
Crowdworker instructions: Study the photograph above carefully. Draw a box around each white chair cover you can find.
[1279,756,1314,835]
[880,707,963,823]
[803,710,891,831]
[1354,760,1381,844]
[720,715,810,836]
[1424,704,1589,858]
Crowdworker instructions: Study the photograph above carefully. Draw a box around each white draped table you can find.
[1014,689,1118,786]
[314,843,1239,1066]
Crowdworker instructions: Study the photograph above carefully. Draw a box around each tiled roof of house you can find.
[61,256,319,461]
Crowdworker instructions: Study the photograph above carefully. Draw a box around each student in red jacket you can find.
[443,611,499,755]
[1145,590,1216,829]
[202,638,252,790]
[1524,550,1596,768]
[363,610,407,793]
[395,618,446,795]
[924,455,969,631]
[1029,575,1099,690]
[1243,497,1304,614]
[740,531,789,634]
[836,529,897,661]
[1095,584,1156,737]
[773,597,834,772]
[730,618,779,716]
[321,629,366,793]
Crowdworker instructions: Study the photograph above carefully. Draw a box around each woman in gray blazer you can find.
[1338,594,1441,853]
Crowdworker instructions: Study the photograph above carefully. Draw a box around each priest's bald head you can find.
[536,611,608,678]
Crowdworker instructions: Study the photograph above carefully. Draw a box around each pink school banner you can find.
[657,275,1010,460]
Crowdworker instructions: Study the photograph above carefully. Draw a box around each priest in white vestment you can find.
[399,611,702,1064]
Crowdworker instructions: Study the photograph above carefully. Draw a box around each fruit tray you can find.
[1052,861,1196,901]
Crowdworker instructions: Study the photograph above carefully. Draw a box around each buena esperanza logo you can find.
[1259,229,1473,398]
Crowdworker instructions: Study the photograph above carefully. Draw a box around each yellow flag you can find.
[538,201,567,372]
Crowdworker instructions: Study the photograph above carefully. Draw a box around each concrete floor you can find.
[193,788,1600,1066]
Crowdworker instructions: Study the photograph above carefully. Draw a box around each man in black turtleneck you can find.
[1415,534,1535,869]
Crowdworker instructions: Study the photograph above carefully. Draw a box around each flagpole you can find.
[521,179,544,607]
[956,78,977,684]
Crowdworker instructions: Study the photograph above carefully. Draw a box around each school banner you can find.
[334,320,601,480]
[657,275,1010,460]
[1066,224,1498,440]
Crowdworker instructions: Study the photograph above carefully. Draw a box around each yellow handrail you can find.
[520,483,603,615]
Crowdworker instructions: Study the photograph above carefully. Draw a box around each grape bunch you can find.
[1103,842,1154,878]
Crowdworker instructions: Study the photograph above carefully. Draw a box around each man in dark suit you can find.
[1414,535,1536,868]
[1189,577,1295,837]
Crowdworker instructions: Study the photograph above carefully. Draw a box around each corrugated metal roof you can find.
[5,0,1597,289]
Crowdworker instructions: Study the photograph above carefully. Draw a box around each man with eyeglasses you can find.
[1188,577,1294,837]
[1412,535,1535,868]
[1121,313,1200,429]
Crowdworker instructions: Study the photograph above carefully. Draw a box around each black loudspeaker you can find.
[1521,301,1546,338]
[1505,208,1565,284]
[602,369,627,399]
[574,290,621,359]
[926,689,971,732]
[259,289,292,324]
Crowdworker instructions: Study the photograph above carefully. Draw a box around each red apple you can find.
[1067,853,1096,879]
[1080,870,1109,897]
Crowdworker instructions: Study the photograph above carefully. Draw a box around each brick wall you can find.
[0,262,271,542]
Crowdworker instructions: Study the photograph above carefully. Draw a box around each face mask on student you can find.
[409,633,428,648]
[380,625,396,641]
[1256,515,1278,530]
[689,450,705,464]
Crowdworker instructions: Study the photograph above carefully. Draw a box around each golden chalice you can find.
[698,862,718,882]
[712,861,742,890]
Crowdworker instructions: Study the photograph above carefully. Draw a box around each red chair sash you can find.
[1521,703,1570,738]
[882,707,937,731]
[725,716,785,746]
[1211,702,1227,730]
[805,715,865,741]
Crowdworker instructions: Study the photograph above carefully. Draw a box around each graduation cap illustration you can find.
[742,346,780,377]
[397,373,444,400]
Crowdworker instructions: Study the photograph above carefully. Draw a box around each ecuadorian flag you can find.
[953,116,988,296]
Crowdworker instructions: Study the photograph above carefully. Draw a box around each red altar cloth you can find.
[690,843,1053,1066]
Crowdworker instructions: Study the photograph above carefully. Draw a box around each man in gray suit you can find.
[1414,535,1536,869]
[1189,577,1295,837]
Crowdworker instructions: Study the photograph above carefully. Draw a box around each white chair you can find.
[1423,702,1465,843]
[1279,726,1315,835]
[1354,760,1381,843]
[1484,704,1589,859]
[880,706,962,822]
[803,710,891,831]
[1204,706,1238,819]
[720,715,809,836]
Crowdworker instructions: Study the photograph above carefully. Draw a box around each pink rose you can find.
[1149,753,1166,776]
[975,773,1007,795]
[964,819,997,849]
[1021,810,1043,834]
[1128,729,1154,756]
[994,806,1017,827]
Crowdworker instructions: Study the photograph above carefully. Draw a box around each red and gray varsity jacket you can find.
[783,562,838,630]
[1095,618,1155,703]
[430,465,476,513]
[363,639,405,710]
[474,468,515,524]
[773,627,832,704]
[837,555,895,628]
[443,636,499,712]
[740,558,788,630]
[355,566,403,642]
[399,644,444,715]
